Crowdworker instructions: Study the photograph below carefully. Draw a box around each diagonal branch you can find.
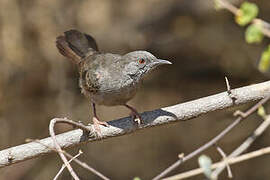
[215,145,233,178]
[54,150,83,180]
[1,80,270,168]
[152,95,270,180]
[211,114,270,179]
[163,146,270,180]
[164,115,270,180]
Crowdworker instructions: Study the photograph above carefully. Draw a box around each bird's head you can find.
[122,51,171,80]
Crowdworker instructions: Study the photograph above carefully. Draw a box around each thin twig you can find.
[215,145,233,178]
[28,139,110,180]
[218,0,239,15]
[48,118,110,180]
[164,115,270,180]
[54,150,83,180]
[253,19,270,38]
[211,114,270,179]
[163,146,270,180]
[49,118,80,180]
[50,117,92,133]
[216,0,270,38]
[153,95,270,180]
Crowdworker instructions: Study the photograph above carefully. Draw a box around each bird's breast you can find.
[80,68,140,106]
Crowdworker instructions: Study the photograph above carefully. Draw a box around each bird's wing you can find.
[80,68,101,93]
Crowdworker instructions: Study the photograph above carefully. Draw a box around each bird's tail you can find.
[56,29,99,64]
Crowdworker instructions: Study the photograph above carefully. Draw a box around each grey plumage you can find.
[56,29,171,129]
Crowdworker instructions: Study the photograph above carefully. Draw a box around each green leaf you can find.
[236,2,259,26]
[258,45,270,72]
[245,24,264,44]
[133,177,141,180]
[257,106,267,119]
[198,155,212,179]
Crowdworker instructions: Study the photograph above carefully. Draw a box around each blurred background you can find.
[0,0,270,179]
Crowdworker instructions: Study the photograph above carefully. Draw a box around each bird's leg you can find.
[124,104,143,125]
[92,103,109,133]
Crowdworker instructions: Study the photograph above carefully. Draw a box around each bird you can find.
[56,29,171,132]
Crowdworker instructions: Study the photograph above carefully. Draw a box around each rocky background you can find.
[0,0,270,179]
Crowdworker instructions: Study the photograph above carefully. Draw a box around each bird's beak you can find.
[150,59,172,68]
[157,59,172,65]
[145,59,172,74]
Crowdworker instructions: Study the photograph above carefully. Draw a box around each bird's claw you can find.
[130,112,143,125]
[92,117,109,137]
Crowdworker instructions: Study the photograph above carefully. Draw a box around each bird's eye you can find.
[138,59,145,64]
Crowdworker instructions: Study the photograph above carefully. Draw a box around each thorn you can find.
[225,76,237,102]
[225,76,231,94]
[7,152,14,163]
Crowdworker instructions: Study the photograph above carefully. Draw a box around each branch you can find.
[211,114,270,179]
[217,0,270,38]
[48,118,110,180]
[163,146,270,180]
[27,139,110,180]
[49,118,80,180]
[164,114,270,180]
[215,145,233,178]
[1,80,270,168]
[152,95,270,180]
[54,150,83,180]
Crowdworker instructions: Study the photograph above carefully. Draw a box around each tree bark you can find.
[1,80,270,168]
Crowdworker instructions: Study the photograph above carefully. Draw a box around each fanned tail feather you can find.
[56,29,99,64]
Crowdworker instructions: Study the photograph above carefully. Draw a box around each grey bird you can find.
[56,29,171,131]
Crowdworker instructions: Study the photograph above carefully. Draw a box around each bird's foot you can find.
[125,104,144,125]
[130,110,143,125]
[93,117,109,127]
[92,117,109,136]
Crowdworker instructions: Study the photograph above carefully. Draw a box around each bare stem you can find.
[29,138,110,180]
[164,115,270,180]
[49,118,80,180]
[215,146,233,178]
[211,114,270,179]
[216,0,270,38]
[46,119,110,180]
[164,146,270,180]
[152,96,270,180]
[54,150,83,180]
[218,0,239,15]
